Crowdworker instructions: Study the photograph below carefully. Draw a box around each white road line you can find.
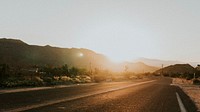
[0,83,97,94]
[176,92,187,112]
[3,80,156,112]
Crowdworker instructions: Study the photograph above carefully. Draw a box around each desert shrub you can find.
[18,80,40,87]
[0,77,20,87]
[53,76,60,80]
[71,76,83,83]
[60,76,72,82]
[124,72,133,79]
[42,77,55,85]
[129,75,139,79]
[0,76,44,87]
[76,75,91,83]
[93,75,106,82]
[31,76,44,86]
[81,76,92,83]
[1,81,18,87]
[193,79,200,85]
[33,76,43,82]
[42,77,53,82]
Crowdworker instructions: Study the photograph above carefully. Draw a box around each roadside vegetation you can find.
[153,72,200,85]
[2,63,199,88]
[0,64,150,88]
[153,64,200,84]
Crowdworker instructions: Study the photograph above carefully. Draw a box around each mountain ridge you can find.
[134,57,199,67]
[0,38,158,73]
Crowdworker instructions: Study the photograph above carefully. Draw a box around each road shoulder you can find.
[172,78,199,112]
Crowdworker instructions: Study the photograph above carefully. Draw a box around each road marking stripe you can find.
[176,92,187,112]
[0,83,97,94]
[3,80,156,112]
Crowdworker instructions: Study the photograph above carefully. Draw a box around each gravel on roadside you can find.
[173,78,200,111]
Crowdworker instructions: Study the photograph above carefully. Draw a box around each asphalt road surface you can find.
[0,77,197,112]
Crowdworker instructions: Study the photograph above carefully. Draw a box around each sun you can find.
[79,53,84,57]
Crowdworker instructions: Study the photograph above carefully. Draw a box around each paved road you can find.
[0,77,197,112]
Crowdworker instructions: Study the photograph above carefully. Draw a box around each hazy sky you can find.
[1,0,200,62]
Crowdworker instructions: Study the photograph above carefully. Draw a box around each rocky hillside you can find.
[155,64,196,75]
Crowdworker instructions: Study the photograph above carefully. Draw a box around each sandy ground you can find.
[173,78,200,111]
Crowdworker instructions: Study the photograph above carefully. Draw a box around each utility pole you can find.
[89,62,94,81]
[124,65,128,73]
[89,62,92,73]
[161,64,164,77]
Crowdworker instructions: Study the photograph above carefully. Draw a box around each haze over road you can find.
[0,78,197,112]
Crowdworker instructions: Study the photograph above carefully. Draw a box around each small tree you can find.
[62,64,69,75]
[0,64,9,80]
[69,67,79,77]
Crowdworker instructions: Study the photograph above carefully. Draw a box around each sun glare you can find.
[79,53,84,57]
[109,55,133,63]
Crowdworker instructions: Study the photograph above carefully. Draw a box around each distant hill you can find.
[134,57,185,67]
[0,38,158,73]
[155,64,196,75]
[127,62,159,73]
[135,57,200,68]
[0,38,111,69]
[112,62,159,73]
